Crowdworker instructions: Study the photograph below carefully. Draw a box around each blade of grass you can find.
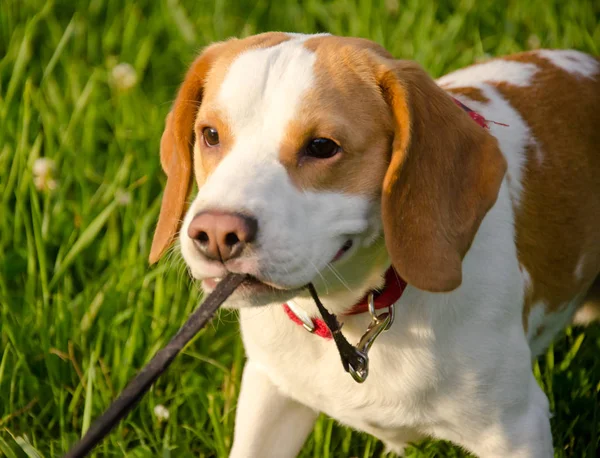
[49,200,118,289]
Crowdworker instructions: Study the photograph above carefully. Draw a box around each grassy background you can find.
[1,0,599,456]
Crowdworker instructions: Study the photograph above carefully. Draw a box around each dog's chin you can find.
[201,276,301,308]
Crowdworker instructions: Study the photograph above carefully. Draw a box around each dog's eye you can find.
[305,138,340,159]
[202,127,220,147]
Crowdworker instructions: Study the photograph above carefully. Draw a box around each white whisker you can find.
[308,259,330,294]
[325,262,353,293]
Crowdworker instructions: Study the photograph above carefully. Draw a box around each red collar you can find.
[283,266,406,339]
[283,98,489,339]
[451,97,489,129]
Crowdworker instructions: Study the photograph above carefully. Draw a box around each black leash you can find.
[307,283,368,378]
[65,275,363,457]
[64,273,247,458]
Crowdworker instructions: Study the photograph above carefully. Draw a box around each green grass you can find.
[0,0,599,456]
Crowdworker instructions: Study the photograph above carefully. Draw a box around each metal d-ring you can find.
[347,293,395,383]
[367,292,395,330]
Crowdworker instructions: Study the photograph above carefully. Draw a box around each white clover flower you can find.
[33,157,55,177]
[153,404,170,422]
[34,176,58,192]
[111,63,138,91]
[116,189,132,206]
[33,158,58,193]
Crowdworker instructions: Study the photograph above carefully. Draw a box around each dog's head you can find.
[150,33,506,307]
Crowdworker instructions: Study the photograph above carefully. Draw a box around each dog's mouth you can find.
[203,275,280,292]
[332,239,354,262]
[202,239,355,293]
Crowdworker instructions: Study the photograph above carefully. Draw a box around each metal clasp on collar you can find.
[347,293,395,383]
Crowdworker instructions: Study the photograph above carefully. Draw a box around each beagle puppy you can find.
[149,33,600,457]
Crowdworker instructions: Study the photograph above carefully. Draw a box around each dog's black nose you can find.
[187,211,258,262]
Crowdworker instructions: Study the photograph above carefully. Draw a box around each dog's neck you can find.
[284,237,391,317]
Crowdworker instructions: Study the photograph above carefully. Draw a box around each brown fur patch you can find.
[488,51,600,324]
[279,37,394,197]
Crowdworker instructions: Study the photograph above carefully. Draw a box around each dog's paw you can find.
[382,442,406,457]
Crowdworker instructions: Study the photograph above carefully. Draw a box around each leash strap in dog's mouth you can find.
[64,273,247,458]
[307,283,394,383]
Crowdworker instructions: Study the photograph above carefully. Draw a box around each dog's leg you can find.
[440,374,553,458]
[230,361,318,458]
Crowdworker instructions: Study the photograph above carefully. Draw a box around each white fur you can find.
[176,37,594,457]
[528,300,579,357]
[230,361,318,457]
[527,303,546,342]
[437,59,539,88]
[537,49,599,79]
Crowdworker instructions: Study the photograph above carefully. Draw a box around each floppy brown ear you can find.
[149,43,225,264]
[378,60,507,292]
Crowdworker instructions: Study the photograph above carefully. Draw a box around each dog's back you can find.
[439,50,600,353]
